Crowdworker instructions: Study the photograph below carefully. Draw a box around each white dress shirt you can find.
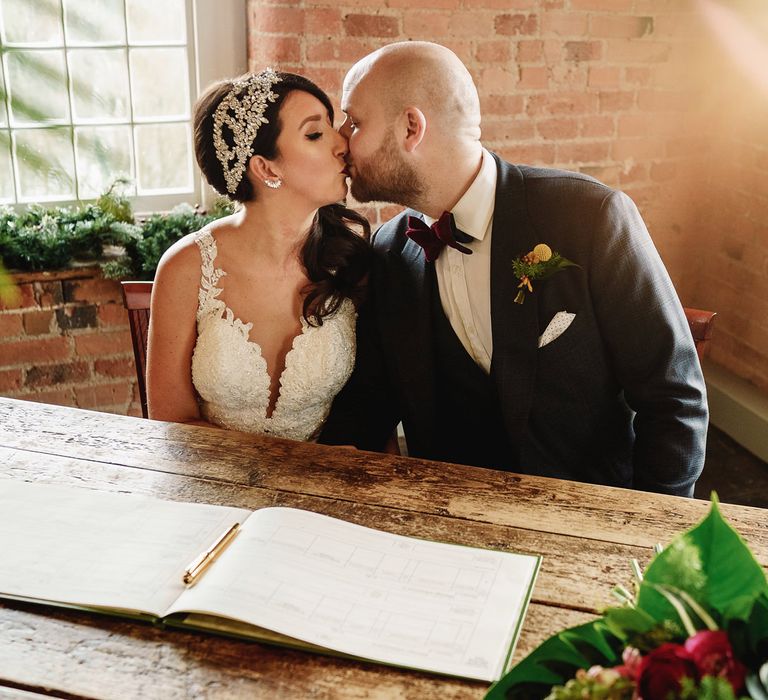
[423,148,497,374]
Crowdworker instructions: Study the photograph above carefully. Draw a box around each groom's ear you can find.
[401,107,427,153]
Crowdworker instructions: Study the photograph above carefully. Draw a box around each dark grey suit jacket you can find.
[321,154,708,497]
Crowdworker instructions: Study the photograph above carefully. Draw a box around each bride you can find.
[146,70,370,441]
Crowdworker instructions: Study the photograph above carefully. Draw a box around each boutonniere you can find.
[512,243,579,304]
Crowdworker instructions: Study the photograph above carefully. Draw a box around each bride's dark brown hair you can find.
[193,71,370,324]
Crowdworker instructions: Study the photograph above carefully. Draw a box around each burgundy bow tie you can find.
[404,211,473,263]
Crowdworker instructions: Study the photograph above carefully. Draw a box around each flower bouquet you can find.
[486,497,768,699]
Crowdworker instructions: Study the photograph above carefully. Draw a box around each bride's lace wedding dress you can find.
[190,227,356,441]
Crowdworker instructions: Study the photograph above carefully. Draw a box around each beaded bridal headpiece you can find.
[212,68,282,194]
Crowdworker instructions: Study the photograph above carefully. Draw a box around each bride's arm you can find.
[146,237,217,428]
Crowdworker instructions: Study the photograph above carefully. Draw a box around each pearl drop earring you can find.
[264,178,282,189]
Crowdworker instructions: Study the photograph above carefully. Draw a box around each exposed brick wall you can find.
[248,0,768,393]
[0,268,141,415]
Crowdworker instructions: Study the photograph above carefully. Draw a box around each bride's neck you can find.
[234,198,317,265]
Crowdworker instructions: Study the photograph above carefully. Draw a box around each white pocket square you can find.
[538,311,576,348]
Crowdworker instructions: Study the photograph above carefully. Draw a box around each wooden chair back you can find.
[683,307,716,361]
[121,281,153,418]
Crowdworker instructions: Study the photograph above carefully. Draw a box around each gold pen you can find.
[183,522,240,585]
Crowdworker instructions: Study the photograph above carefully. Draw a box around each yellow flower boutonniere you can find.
[512,243,579,304]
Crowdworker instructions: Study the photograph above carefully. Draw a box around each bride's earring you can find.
[264,178,282,189]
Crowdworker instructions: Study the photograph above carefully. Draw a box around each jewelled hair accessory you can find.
[212,68,282,194]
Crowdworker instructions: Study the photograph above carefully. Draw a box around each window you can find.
[0,0,245,211]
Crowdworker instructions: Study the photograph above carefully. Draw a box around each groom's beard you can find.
[350,128,424,206]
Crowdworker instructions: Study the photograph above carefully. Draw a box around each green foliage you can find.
[486,497,768,699]
[0,182,233,279]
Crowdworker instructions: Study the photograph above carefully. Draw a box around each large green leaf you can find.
[637,497,767,624]
[485,619,623,699]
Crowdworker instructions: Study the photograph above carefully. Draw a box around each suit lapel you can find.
[383,218,437,450]
[489,154,539,444]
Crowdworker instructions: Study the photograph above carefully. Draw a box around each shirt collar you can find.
[423,148,496,242]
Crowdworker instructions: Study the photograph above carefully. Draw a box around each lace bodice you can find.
[190,227,356,441]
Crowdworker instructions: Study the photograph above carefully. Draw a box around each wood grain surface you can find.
[1,398,765,699]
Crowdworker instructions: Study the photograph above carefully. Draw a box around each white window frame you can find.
[0,0,246,213]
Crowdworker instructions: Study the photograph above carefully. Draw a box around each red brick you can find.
[305,8,342,35]
[250,35,300,63]
[0,368,22,392]
[542,13,588,36]
[251,6,304,34]
[0,336,71,367]
[502,143,556,165]
[564,41,602,62]
[465,0,535,7]
[73,330,133,358]
[637,90,694,113]
[527,92,599,115]
[625,67,652,86]
[403,10,451,37]
[62,278,122,305]
[571,0,632,8]
[344,14,398,38]
[449,10,493,36]
[605,40,670,64]
[388,0,460,6]
[556,141,611,163]
[34,281,64,307]
[94,357,137,379]
[611,138,665,161]
[23,309,54,336]
[494,13,538,36]
[0,313,23,338]
[580,115,615,138]
[98,303,129,327]
[0,283,34,311]
[518,66,549,89]
[579,165,622,186]
[25,361,91,388]
[516,40,543,62]
[756,151,768,172]
[379,205,405,222]
[588,66,620,87]
[618,114,648,138]
[17,388,75,407]
[599,91,635,112]
[537,118,579,140]
[75,382,133,410]
[482,120,535,142]
[481,94,525,115]
[480,66,517,93]
[589,15,654,39]
[475,40,511,63]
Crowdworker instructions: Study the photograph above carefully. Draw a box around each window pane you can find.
[75,126,134,199]
[134,122,192,193]
[6,50,70,125]
[1,0,64,45]
[63,0,125,45]
[0,69,7,127]
[126,0,186,44]
[0,133,14,202]
[69,49,130,122]
[130,48,189,119]
[14,127,76,201]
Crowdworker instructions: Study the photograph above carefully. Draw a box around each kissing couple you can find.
[146,41,708,498]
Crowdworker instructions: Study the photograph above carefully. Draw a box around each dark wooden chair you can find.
[121,281,153,419]
[683,307,716,361]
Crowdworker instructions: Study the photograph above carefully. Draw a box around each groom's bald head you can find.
[343,41,481,140]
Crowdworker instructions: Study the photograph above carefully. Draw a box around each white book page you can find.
[171,507,539,682]
[0,480,249,616]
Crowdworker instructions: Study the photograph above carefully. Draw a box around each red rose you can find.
[684,630,747,692]
[636,643,699,699]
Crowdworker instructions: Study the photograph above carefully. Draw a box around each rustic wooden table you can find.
[0,397,766,699]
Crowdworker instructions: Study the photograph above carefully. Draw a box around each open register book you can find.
[0,480,540,682]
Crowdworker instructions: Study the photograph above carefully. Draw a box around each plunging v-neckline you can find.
[215,301,311,420]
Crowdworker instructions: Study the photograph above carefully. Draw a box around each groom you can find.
[321,41,708,497]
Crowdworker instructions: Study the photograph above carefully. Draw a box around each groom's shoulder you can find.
[371,207,419,252]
